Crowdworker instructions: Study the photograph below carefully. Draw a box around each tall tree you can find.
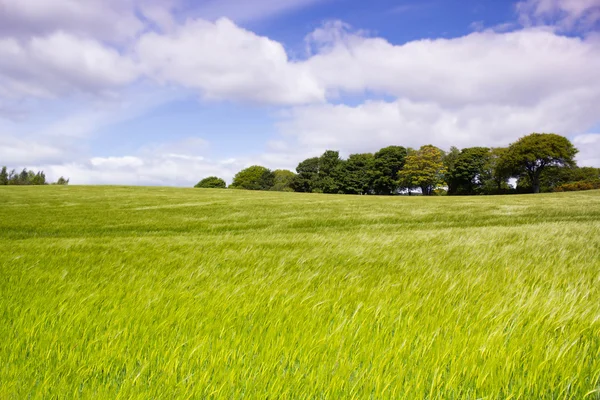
[0,166,7,185]
[481,147,511,194]
[317,150,343,194]
[398,145,446,195]
[372,146,407,195]
[446,147,491,195]
[292,157,320,193]
[195,176,227,189]
[501,133,578,193]
[271,169,296,192]
[230,166,275,191]
[338,153,375,195]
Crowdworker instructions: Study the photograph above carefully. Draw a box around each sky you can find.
[1,0,600,186]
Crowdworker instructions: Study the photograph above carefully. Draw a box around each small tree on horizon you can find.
[195,176,227,189]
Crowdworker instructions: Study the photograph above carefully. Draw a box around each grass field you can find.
[1,186,599,399]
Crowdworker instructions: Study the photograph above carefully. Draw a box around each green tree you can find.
[55,177,70,185]
[317,150,343,194]
[0,166,7,185]
[7,169,18,185]
[292,157,320,193]
[30,171,47,185]
[446,147,491,195]
[481,147,512,194]
[18,169,30,185]
[271,169,296,192]
[398,145,446,195]
[338,153,375,194]
[195,176,227,189]
[230,165,274,191]
[372,146,407,195]
[502,133,578,193]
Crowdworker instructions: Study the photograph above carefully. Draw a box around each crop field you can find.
[1,186,600,398]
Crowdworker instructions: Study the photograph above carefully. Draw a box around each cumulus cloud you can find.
[573,133,600,167]
[277,91,600,156]
[40,140,251,186]
[305,22,600,107]
[0,33,139,98]
[136,18,325,105]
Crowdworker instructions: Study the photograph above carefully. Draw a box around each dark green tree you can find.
[446,147,491,195]
[317,150,343,194]
[291,157,320,193]
[195,176,227,189]
[55,177,70,185]
[338,153,375,194]
[0,166,7,185]
[230,165,274,191]
[271,169,296,192]
[501,133,578,193]
[18,168,30,185]
[481,147,512,194]
[372,146,407,195]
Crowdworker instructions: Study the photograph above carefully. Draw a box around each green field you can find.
[1,186,599,398]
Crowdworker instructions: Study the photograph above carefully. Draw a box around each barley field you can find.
[1,186,599,399]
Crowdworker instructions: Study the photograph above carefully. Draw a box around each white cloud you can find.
[0,32,139,99]
[277,92,600,158]
[516,0,600,32]
[305,23,600,108]
[136,18,325,105]
[573,133,600,167]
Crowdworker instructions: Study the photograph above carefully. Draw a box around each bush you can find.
[554,180,600,192]
[195,177,226,189]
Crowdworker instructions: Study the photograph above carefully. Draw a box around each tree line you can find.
[0,166,69,186]
[194,132,599,195]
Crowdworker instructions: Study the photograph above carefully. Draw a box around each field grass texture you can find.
[1,186,599,398]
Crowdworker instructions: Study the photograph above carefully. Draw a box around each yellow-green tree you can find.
[398,145,446,195]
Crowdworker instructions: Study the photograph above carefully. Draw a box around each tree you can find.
[55,177,70,185]
[446,147,491,195]
[33,171,47,185]
[7,169,18,185]
[0,166,7,185]
[195,176,227,189]
[502,133,578,193]
[271,169,296,192]
[338,153,374,194]
[317,150,343,194]
[18,168,30,185]
[292,157,320,193]
[372,146,407,195]
[398,145,446,195]
[481,147,511,194]
[230,165,274,190]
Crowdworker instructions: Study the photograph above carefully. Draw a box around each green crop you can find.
[1,186,599,399]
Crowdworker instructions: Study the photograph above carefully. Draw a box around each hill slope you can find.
[1,187,599,398]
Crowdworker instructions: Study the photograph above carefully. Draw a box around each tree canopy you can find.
[230,166,275,191]
[398,145,446,195]
[195,176,227,189]
[501,133,578,193]
[271,169,296,192]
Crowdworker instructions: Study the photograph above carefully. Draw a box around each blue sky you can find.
[1,0,599,185]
